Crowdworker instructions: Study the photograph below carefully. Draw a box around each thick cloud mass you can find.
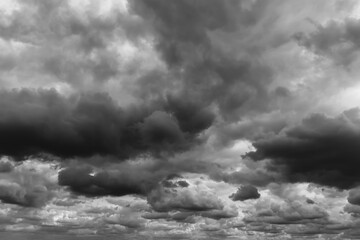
[247,108,360,189]
[0,89,214,159]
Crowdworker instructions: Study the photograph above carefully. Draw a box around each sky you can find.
[2,0,360,239]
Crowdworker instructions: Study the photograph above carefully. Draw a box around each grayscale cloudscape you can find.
[0,0,360,239]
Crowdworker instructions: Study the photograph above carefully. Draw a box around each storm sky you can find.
[1,0,360,239]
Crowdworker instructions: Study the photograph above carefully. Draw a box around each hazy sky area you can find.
[2,0,360,239]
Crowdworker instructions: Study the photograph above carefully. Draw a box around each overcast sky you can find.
[1,0,360,239]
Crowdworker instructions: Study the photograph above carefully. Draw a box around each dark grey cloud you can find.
[247,108,360,189]
[58,163,160,197]
[141,212,170,220]
[58,154,220,200]
[161,180,178,189]
[229,185,260,201]
[306,198,315,204]
[139,111,185,152]
[0,89,214,160]
[200,209,238,220]
[142,207,237,222]
[177,180,189,188]
[162,180,189,188]
[165,95,215,135]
